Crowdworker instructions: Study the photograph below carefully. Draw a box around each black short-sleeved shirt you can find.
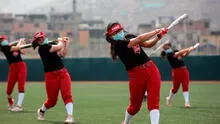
[163,49,185,69]
[114,34,151,70]
[0,46,23,64]
[38,44,64,72]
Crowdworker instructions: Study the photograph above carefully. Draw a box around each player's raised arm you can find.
[10,39,25,52]
[57,37,70,57]
[139,28,168,48]
[174,46,195,58]
[49,38,65,53]
[127,29,160,48]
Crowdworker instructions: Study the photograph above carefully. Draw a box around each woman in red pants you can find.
[161,42,196,108]
[105,22,167,124]
[31,32,75,123]
[0,35,27,112]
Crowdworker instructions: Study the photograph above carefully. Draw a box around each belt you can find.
[130,61,153,71]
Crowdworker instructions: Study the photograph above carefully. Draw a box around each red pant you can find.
[127,61,161,115]
[6,61,27,95]
[44,68,73,109]
[171,67,189,93]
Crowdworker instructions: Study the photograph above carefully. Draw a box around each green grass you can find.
[0,82,220,124]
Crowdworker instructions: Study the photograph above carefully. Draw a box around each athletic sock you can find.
[7,96,14,105]
[183,91,190,104]
[17,93,24,106]
[65,102,73,116]
[124,110,133,124]
[41,104,47,112]
[168,90,175,100]
[150,109,160,124]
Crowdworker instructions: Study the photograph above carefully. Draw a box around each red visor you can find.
[0,35,8,40]
[33,32,46,42]
[107,24,123,35]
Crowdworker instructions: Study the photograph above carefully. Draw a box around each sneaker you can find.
[184,103,191,108]
[11,105,23,112]
[166,97,172,106]
[37,109,45,120]
[121,121,125,124]
[64,115,75,124]
[8,104,14,111]
[7,98,14,110]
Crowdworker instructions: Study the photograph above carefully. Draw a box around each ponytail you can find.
[160,51,166,60]
[110,43,117,60]
[106,35,117,60]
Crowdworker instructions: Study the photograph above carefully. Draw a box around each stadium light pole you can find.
[72,0,79,57]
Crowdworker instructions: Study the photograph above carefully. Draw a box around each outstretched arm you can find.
[174,46,194,57]
[127,29,160,48]
[139,35,162,48]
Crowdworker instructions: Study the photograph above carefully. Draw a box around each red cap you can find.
[33,32,46,41]
[0,35,8,40]
[107,24,123,35]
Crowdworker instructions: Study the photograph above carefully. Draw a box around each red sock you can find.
[8,97,14,105]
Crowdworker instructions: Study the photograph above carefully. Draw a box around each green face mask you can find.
[112,30,125,41]
[1,40,9,46]
[40,38,49,45]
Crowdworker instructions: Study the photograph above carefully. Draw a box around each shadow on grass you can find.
[174,106,220,109]
[8,110,36,114]
[45,120,80,124]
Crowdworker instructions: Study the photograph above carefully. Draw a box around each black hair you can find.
[160,51,166,60]
[32,39,39,50]
[105,22,121,60]
[105,22,137,60]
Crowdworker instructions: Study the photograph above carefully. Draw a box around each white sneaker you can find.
[37,109,45,120]
[184,103,191,108]
[8,98,14,111]
[166,97,172,106]
[11,105,23,112]
[8,105,14,111]
[64,115,75,124]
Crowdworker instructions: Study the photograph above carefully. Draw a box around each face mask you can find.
[1,40,9,46]
[40,38,49,45]
[112,30,125,41]
[165,48,173,54]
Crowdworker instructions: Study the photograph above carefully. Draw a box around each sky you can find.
[0,0,220,30]
[0,0,53,14]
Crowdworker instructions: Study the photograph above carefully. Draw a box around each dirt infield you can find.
[1,81,220,84]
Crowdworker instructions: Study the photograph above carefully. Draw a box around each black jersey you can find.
[163,49,185,69]
[114,34,151,70]
[38,44,64,72]
[0,46,23,64]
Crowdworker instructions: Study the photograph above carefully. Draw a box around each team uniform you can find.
[162,49,190,107]
[0,42,27,111]
[36,42,75,123]
[114,34,161,124]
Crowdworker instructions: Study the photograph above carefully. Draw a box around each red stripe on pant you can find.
[6,61,27,95]
[127,61,161,115]
[44,68,73,109]
[171,67,189,93]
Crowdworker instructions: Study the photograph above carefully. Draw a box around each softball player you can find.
[161,42,195,108]
[31,32,75,123]
[105,22,167,124]
[0,35,27,112]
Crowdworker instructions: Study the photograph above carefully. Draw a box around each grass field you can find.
[0,81,220,124]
